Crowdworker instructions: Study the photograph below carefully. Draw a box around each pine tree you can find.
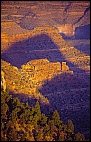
[1,103,8,120]
[12,97,21,108]
[40,113,48,126]
[59,130,66,141]
[48,119,55,132]
[43,124,50,135]
[34,101,41,117]
[66,119,74,134]
[52,110,62,128]
[1,89,87,141]
[20,108,33,123]
[11,107,20,123]
[75,132,85,141]
[32,101,41,126]
[35,128,43,141]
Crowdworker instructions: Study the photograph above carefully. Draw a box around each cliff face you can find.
[1,58,72,104]
[1,59,59,103]
[1,1,90,54]
[1,26,90,72]
[1,70,6,92]
[1,1,90,36]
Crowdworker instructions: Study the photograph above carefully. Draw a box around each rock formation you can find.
[1,70,6,92]
[1,58,73,104]
[1,1,90,35]
[61,62,70,72]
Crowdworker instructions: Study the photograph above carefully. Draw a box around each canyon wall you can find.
[1,1,90,36]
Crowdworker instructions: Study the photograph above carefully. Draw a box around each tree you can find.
[20,108,33,123]
[43,124,50,135]
[7,127,18,141]
[1,103,8,120]
[32,101,41,126]
[6,120,18,141]
[75,132,85,141]
[35,128,43,141]
[1,89,87,141]
[48,119,55,132]
[59,130,66,141]
[52,110,62,128]
[34,101,41,117]
[12,97,21,108]
[1,91,11,104]
[66,119,74,134]
[11,108,20,123]
[39,113,48,126]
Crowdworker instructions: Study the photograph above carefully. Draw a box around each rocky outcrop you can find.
[57,24,75,36]
[1,70,6,91]
[61,62,70,72]
[1,59,73,104]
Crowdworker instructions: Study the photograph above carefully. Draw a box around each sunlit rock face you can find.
[1,32,10,52]
[1,59,61,104]
[57,24,75,36]
[1,70,6,92]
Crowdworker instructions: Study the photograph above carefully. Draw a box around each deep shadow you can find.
[75,24,90,39]
[1,34,65,68]
[66,60,90,74]
[60,24,90,56]
[66,42,90,56]
[38,59,90,139]
[74,44,90,56]
[65,42,90,56]
[60,24,90,40]
[39,66,90,139]
[39,68,90,95]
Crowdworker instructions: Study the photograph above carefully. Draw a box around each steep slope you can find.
[1,59,62,104]
[1,26,90,72]
[1,1,90,34]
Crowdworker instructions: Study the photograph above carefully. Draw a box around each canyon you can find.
[1,1,90,139]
